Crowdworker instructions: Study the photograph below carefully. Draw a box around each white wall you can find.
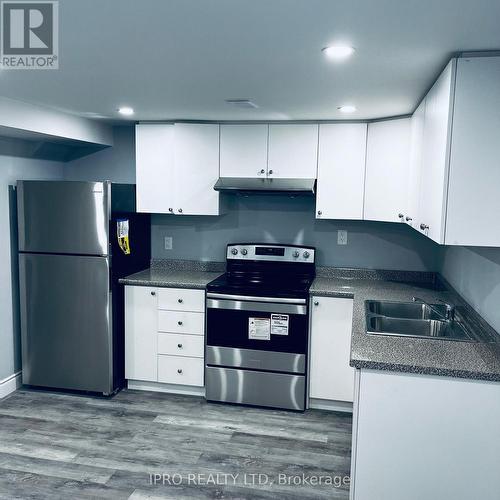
[438,246,500,333]
[0,155,63,381]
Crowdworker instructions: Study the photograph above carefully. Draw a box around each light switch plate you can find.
[337,230,348,245]
[164,236,173,250]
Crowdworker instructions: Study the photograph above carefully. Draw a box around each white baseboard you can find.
[0,371,22,400]
[309,398,353,413]
[127,379,205,397]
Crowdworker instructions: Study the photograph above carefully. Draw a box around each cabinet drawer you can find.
[158,333,204,358]
[157,288,205,312]
[158,311,204,335]
[157,355,204,386]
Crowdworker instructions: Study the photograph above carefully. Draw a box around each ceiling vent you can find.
[224,99,259,109]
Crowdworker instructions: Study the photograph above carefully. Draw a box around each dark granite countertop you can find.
[310,275,500,382]
[119,268,222,289]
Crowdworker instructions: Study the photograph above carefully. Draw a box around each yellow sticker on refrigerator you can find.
[117,219,130,255]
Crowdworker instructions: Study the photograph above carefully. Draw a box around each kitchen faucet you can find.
[412,297,455,321]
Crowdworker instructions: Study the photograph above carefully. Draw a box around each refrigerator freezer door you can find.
[19,253,113,393]
[17,180,109,255]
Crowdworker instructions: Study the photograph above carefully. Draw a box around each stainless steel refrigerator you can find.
[17,180,150,395]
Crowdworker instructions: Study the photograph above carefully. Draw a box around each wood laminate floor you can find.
[0,389,352,499]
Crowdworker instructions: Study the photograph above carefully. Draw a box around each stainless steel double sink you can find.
[365,300,475,341]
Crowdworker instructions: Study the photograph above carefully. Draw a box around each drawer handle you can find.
[314,301,319,306]
[178,321,183,326]
[150,291,156,296]
[177,343,183,349]
[178,298,183,304]
[177,369,183,374]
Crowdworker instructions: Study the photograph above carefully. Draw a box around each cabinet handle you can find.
[177,369,183,374]
[178,321,183,326]
[259,169,265,174]
[177,344,183,349]
[268,169,273,175]
[150,291,156,296]
[398,213,404,219]
[405,216,412,222]
[168,208,173,213]
[178,208,183,214]
[420,223,429,231]
[317,210,322,216]
[314,301,319,306]
[178,298,183,303]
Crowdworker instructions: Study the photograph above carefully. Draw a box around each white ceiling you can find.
[1,0,500,122]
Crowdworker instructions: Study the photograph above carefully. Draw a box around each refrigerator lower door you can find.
[19,253,113,394]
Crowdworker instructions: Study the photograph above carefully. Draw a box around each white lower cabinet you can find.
[125,285,205,390]
[309,296,355,403]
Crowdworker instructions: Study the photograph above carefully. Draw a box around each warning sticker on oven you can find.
[248,318,271,340]
[271,314,289,335]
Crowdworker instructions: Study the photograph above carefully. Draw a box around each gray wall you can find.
[152,196,439,270]
[0,154,63,381]
[438,247,500,333]
[64,126,135,183]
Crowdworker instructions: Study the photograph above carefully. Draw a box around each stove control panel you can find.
[227,244,315,263]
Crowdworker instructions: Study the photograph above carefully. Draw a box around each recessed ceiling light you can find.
[338,105,357,113]
[118,106,134,116]
[322,45,355,60]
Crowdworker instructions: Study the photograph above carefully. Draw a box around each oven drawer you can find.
[158,355,204,386]
[205,366,305,411]
[157,288,205,312]
[206,346,305,374]
[158,333,204,358]
[158,310,204,335]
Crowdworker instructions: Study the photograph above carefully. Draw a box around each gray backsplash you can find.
[152,194,439,271]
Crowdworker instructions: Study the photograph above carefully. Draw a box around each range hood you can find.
[214,177,316,195]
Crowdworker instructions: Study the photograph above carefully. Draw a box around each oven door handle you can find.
[206,292,306,305]
[206,298,307,315]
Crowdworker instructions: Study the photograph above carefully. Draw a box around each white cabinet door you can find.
[125,286,158,382]
[220,124,268,178]
[268,124,318,178]
[418,59,456,243]
[174,123,221,216]
[316,124,367,220]
[407,99,426,229]
[135,124,175,214]
[445,56,500,246]
[364,118,412,223]
[309,296,355,402]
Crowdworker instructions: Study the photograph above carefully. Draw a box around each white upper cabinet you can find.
[173,123,221,215]
[136,123,223,216]
[220,124,268,178]
[407,98,426,229]
[364,118,412,223]
[136,124,175,214]
[445,56,500,246]
[316,123,367,220]
[417,60,456,243]
[267,124,319,178]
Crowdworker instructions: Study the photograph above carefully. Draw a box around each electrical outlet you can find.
[337,230,348,245]
[164,236,173,250]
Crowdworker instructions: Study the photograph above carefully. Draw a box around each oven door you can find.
[206,293,308,373]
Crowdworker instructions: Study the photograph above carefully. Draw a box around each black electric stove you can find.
[205,243,316,411]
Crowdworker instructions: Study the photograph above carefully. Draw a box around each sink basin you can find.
[365,300,475,342]
[367,316,472,341]
[367,300,448,320]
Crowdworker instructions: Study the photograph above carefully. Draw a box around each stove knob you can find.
[303,251,310,259]
[241,248,248,256]
[231,248,238,255]
[293,251,300,258]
